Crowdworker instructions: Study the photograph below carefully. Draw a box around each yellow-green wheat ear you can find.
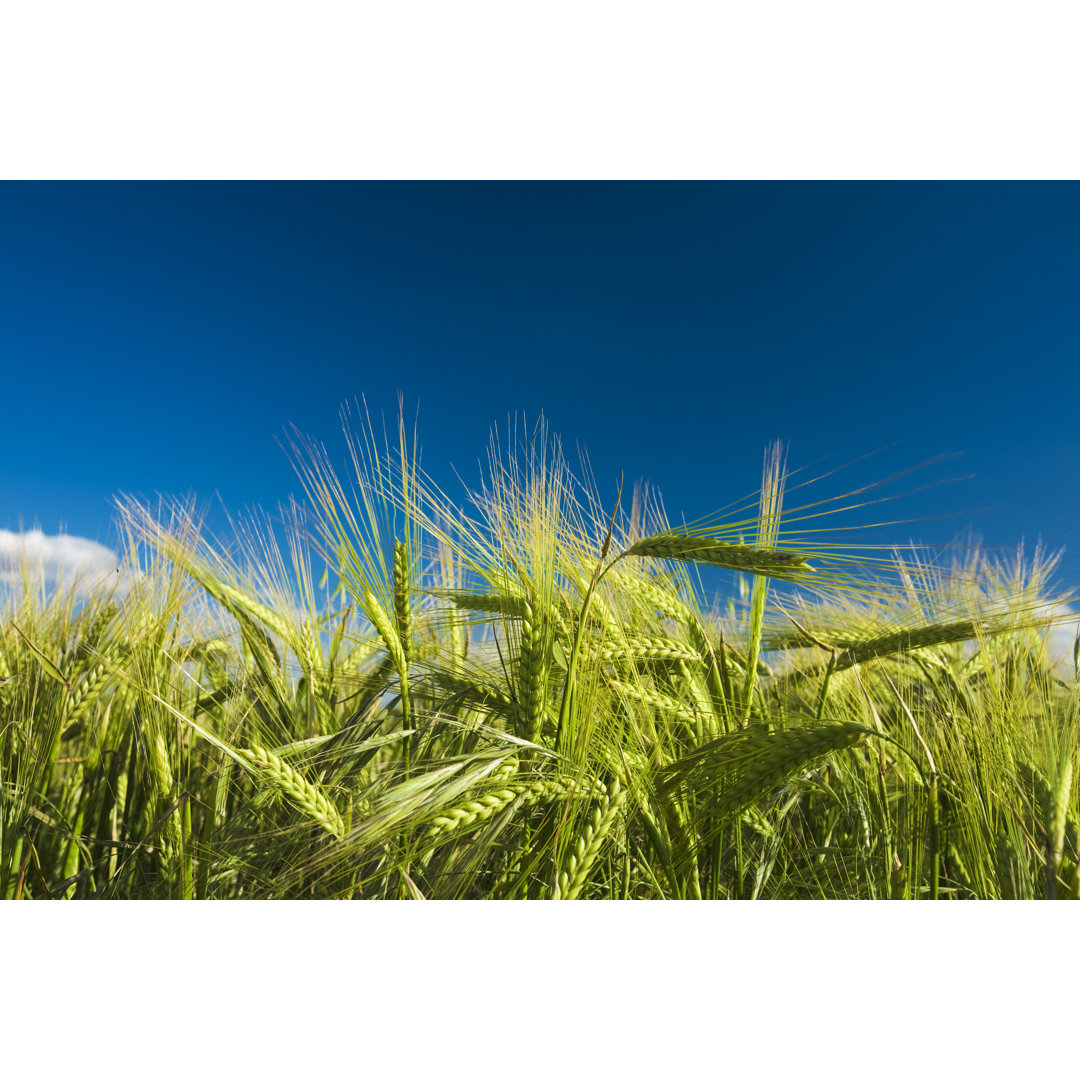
[236,744,345,840]
[393,537,412,668]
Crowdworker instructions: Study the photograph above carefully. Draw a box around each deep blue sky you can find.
[3,182,1078,577]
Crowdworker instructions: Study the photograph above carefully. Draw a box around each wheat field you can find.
[1,412,1076,900]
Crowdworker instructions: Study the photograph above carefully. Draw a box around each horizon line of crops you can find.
[1,407,1077,899]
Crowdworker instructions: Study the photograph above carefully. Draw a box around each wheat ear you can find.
[551,778,626,900]
[624,532,814,577]
[237,744,345,839]
[204,577,297,644]
[518,586,549,743]
[363,588,409,679]
[66,660,112,721]
[835,620,989,671]
[393,538,413,667]
[1017,758,1078,897]
[1050,759,1075,874]
[428,767,604,838]
[615,573,692,624]
[427,780,568,837]
[606,678,699,723]
[659,720,873,823]
[434,589,529,618]
[596,636,699,664]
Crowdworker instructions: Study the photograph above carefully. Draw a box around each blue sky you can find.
[3,182,1078,579]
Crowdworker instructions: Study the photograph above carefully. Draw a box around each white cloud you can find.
[1044,602,1080,673]
[0,529,122,591]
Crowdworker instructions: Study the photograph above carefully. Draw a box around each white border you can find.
[2,2,1078,178]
